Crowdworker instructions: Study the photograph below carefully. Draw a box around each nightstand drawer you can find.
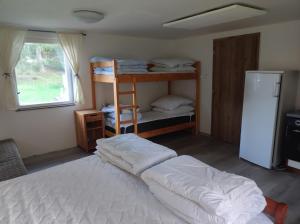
[85,114,102,123]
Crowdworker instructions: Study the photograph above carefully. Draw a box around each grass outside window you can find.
[15,41,74,109]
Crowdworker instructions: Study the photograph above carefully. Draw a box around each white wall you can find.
[166,20,300,134]
[0,33,170,158]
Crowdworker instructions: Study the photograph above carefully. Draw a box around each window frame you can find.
[15,32,75,111]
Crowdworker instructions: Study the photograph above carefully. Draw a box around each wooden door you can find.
[212,33,260,144]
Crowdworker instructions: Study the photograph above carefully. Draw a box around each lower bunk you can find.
[105,111,195,138]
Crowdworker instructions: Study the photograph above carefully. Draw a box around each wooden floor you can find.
[24,132,300,224]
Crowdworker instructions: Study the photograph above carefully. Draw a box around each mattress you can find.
[0,156,184,224]
[0,156,272,224]
[105,111,195,134]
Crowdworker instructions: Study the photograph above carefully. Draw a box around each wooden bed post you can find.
[113,59,121,135]
[132,79,138,134]
[90,63,97,109]
[195,62,201,135]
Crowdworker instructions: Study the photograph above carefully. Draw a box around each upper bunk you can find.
[89,58,200,83]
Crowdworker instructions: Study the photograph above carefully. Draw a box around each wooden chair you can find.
[0,139,27,181]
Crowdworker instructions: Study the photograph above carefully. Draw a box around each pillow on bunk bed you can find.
[153,105,194,115]
[151,95,193,111]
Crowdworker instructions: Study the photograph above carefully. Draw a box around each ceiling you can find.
[0,0,300,39]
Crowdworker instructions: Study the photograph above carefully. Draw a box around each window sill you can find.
[16,103,76,112]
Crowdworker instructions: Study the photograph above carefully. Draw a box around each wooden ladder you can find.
[113,79,138,135]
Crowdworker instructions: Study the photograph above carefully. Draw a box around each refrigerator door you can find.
[239,72,281,169]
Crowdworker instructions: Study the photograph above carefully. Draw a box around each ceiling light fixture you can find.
[163,4,266,29]
[72,10,104,23]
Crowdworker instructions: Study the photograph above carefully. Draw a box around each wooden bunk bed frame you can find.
[90,59,201,138]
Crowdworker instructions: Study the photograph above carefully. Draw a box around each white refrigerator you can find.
[239,71,298,169]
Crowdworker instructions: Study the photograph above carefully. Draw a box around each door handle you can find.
[273,82,280,97]
[292,129,300,133]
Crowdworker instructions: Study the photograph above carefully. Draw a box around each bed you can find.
[0,155,282,224]
[90,58,201,136]
[105,111,195,135]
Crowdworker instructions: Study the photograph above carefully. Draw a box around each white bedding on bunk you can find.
[94,68,148,75]
[95,71,196,75]
[0,156,272,224]
[105,110,194,129]
[0,156,183,224]
[90,57,196,75]
[90,57,147,66]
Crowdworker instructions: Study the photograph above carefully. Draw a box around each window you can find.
[15,36,74,109]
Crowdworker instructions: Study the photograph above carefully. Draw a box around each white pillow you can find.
[151,95,193,110]
[153,105,194,115]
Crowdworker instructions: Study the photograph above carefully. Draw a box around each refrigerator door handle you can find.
[273,82,281,97]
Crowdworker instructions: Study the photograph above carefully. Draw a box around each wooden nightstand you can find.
[74,110,105,151]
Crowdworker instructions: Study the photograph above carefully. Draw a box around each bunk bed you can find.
[90,59,201,138]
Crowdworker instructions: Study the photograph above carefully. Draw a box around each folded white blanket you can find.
[90,57,148,66]
[101,104,140,114]
[101,104,115,113]
[95,147,133,173]
[107,111,142,121]
[95,67,148,74]
[152,105,194,115]
[96,134,177,175]
[146,181,271,224]
[147,179,228,224]
[151,58,195,68]
[141,155,266,224]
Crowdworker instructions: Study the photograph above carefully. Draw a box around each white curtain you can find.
[0,28,26,110]
[57,33,84,105]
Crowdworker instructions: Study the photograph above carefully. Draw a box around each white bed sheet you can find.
[0,156,184,224]
[0,156,272,224]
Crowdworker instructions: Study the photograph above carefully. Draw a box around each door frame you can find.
[211,32,260,143]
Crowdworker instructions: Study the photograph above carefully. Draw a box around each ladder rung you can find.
[119,105,137,109]
[120,120,134,125]
[118,91,136,95]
